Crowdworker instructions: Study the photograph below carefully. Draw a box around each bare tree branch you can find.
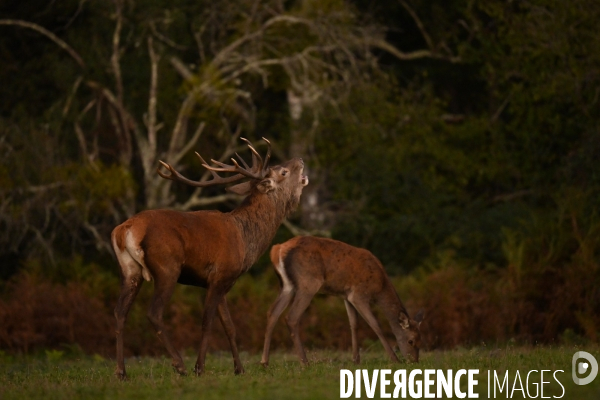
[174,122,205,165]
[170,56,194,81]
[398,0,435,51]
[111,0,124,103]
[149,20,188,51]
[83,222,113,253]
[167,93,196,161]
[493,190,534,203]
[25,182,66,193]
[62,76,83,117]
[281,219,331,238]
[179,193,241,210]
[0,19,85,67]
[74,98,98,166]
[365,38,448,61]
[146,36,160,156]
[62,0,88,30]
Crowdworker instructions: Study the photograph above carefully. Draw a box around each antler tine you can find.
[261,137,272,173]
[235,152,250,170]
[197,152,257,182]
[208,159,236,169]
[157,159,246,187]
[157,160,178,181]
[203,157,263,180]
[240,137,263,172]
[195,152,220,179]
[157,137,274,188]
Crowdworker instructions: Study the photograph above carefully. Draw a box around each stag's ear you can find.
[257,178,275,194]
[226,181,252,196]
[399,313,410,330]
[414,310,425,327]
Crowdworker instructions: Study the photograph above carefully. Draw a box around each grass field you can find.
[1,345,599,399]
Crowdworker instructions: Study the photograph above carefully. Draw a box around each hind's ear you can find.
[398,313,410,330]
[414,310,425,326]
[226,181,252,196]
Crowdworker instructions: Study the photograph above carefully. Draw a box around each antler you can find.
[157,137,272,187]
[203,137,272,179]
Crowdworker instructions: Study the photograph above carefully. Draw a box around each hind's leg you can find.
[261,287,295,366]
[344,300,360,364]
[285,289,318,365]
[348,295,399,363]
[114,264,144,380]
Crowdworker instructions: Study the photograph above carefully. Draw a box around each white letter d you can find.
[341,370,354,398]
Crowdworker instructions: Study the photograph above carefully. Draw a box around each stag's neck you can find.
[231,193,288,269]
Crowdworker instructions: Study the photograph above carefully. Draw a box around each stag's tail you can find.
[111,223,153,282]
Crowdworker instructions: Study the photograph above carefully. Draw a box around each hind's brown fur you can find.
[261,236,423,366]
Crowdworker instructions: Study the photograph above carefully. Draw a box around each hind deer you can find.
[261,236,423,366]
[111,137,308,379]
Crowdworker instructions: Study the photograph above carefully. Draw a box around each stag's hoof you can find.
[115,370,128,381]
[260,361,269,368]
[234,366,245,375]
[193,365,204,377]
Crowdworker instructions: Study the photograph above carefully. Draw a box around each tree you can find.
[0,0,447,264]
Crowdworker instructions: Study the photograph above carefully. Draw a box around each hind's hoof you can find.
[172,362,187,376]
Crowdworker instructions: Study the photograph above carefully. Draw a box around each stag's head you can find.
[253,157,308,215]
[397,310,424,363]
[157,137,308,215]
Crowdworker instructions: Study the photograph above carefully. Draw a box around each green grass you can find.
[1,346,599,399]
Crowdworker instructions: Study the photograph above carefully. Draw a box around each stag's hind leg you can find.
[114,258,144,380]
[146,275,187,375]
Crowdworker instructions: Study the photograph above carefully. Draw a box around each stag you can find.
[261,236,423,366]
[111,137,308,379]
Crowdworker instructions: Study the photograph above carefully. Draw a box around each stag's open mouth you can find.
[301,175,309,186]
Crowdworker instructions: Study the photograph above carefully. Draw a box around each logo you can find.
[572,351,598,385]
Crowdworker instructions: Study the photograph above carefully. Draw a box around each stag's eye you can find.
[281,169,289,176]
[408,340,414,346]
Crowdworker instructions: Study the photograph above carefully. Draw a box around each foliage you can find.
[0,0,599,352]
[1,241,598,356]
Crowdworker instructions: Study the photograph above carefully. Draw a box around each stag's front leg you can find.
[217,297,244,374]
[194,285,227,376]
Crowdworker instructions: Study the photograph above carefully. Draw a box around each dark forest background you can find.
[1,0,599,358]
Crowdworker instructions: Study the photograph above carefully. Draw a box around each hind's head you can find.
[396,310,424,363]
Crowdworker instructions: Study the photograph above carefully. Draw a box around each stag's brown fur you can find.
[261,236,423,366]
[112,152,307,379]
